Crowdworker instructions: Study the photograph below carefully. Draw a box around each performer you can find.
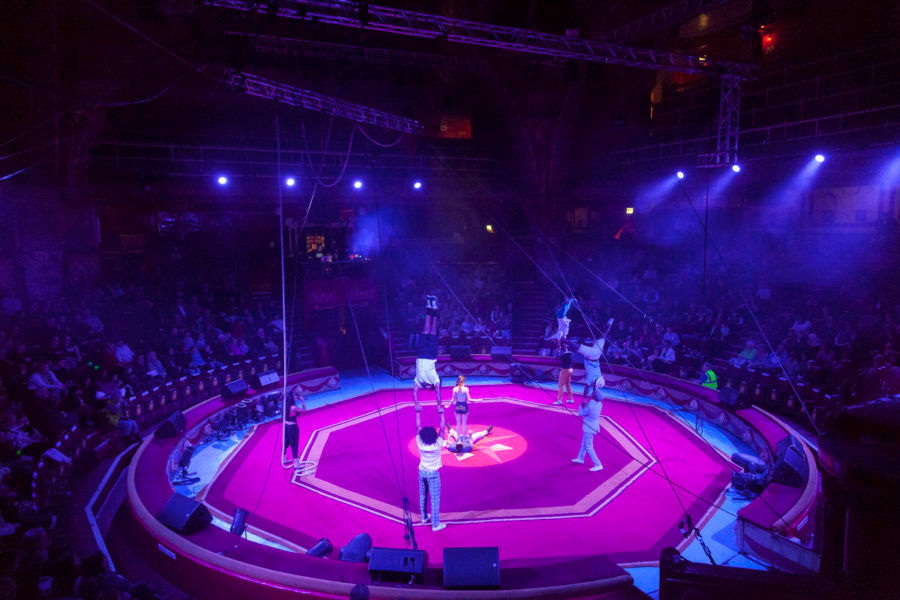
[548,296,577,345]
[282,389,305,468]
[571,318,614,401]
[554,346,574,405]
[413,295,444,430]
[446,424,493,454]
[416,425,447,531]
[451,375,472,441]
[572,385,604,471]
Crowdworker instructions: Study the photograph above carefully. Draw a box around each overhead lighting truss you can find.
[223,69,424,134]
[206,0,755,78]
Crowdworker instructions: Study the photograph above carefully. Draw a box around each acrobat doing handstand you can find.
[414,294,444,431]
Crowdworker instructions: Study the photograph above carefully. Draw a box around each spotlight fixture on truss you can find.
[223,69,424,135]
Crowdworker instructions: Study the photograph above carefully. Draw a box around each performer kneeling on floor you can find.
[573,384,604,472]
[416,425,447,532]
[414,295,444,430]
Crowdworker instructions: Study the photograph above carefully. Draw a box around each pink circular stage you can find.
[197,384,734,567]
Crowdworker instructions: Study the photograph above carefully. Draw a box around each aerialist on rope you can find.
[568,317,615,402]
[414,294,444,430]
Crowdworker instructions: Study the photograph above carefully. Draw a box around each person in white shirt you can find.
[28,362,66,401]
[572,387,604,471]
[662,327,680,347]
[650,339,676,373]
[416,425,447,531]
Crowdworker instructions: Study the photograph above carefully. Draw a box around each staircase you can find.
[511,281,548,355]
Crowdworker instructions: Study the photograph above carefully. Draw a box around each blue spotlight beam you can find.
[224,69,424,135]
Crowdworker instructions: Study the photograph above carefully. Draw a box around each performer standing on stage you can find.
[572,386,604,471]
[282,388,305,468]
[451,375,472,441]
[416,425,447,531]
[414,295,444,430]
[570,318,614,401]
[555,346,574,405]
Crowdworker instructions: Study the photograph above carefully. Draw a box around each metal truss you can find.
[225,31,486,72]
[223,69,424,134]
[696,75,741,167]
[598,0,735,45]
[205,0,755,78]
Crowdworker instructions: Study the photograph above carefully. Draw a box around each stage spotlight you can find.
[485,224,494,233]
[217,175,228,186]
[285,177,296,187]
[676,171,685,180]
[412,180,422,190]
[814,154,825,163]
[307,537,334,557]
[353,180,363,189]
[230,508,249,536]
[731,164,741,173]
[625,207,634,215]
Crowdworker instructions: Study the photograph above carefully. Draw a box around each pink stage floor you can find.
[201,384,735,566]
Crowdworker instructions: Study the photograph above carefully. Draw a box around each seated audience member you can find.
[649,339,676,373]
[729,341,758,368]
[27,361,66,402]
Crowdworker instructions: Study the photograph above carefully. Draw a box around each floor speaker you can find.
[368,547,426,584]
[449,345,472,361]
[155,411,186,438]
[772,434,809,488]
[223,379,249,397]
[158,493,212,534]
[442,547,500,588]
[490,346,512,361]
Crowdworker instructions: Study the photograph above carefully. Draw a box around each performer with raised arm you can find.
[549,296,577,346]
[413,295,444,430]
[570,318,615,401]
[415,424,447,532]
[451,375,472,442]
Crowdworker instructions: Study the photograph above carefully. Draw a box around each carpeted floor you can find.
[202,384,735,566]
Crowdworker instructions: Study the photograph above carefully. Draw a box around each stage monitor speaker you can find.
[155,411,186,439]
[442,547,500,589]
[772,434,809,488]
[369,547,426,584]
[449,345,471,361]
[340,533,373,562]
[490,346,512,361]
[158,493,212,534]
[223,379,249,397]
[255,370,279,388]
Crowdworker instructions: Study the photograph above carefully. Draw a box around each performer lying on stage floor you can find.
[414,295,444,430]
[446,424,493,454]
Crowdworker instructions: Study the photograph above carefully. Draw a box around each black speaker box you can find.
[490,346,512,361]
[449,345,472,361]
[158,493,212,534]
[223,378,249,397]
[442,547,500,589]
[255,370,279,388]
[155,411,186,439]
[719,386,740,408]
[369,547,426,584]
[772,434,809,488]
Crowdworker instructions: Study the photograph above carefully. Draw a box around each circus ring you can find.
[123,360,820,599]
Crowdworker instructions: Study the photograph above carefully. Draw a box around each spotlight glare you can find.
[353,180,363,189]
[217,175,228,185]
[625,207,634,215]
[413,180,422,190]
[485,224,494,233]
[731,164,741,173]
[285,177,296,187]
[814,154,825,163]
[676,171,685,180]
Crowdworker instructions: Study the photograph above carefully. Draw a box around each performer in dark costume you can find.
[282,388,305,468]
[414,295,444,430]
